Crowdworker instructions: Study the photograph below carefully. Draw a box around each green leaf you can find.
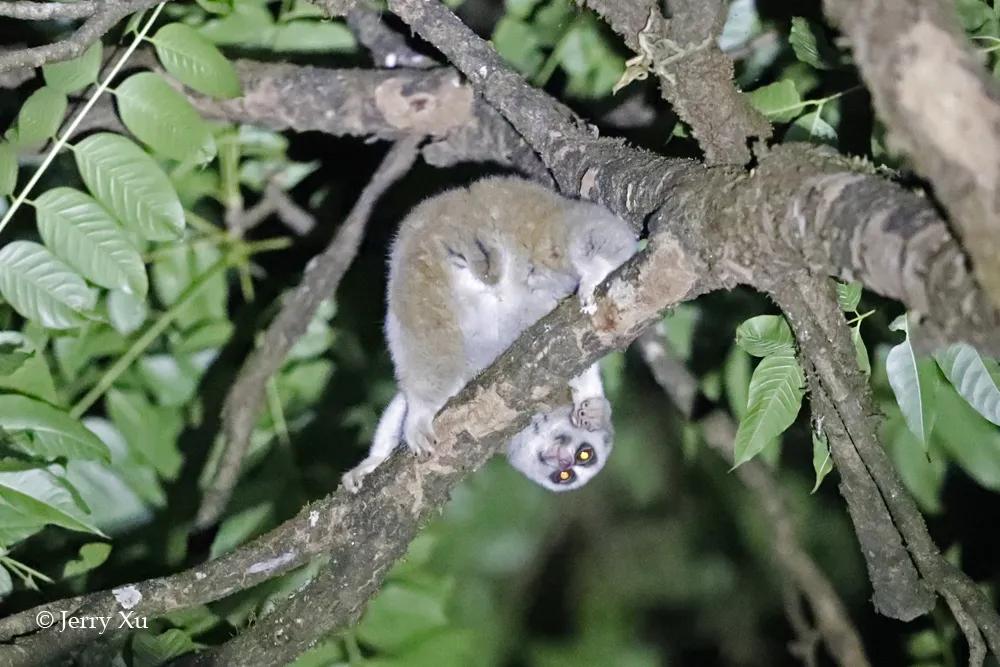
[138,354,201,407]
[0,394,110,461]
[0,335,57,403]
[931,380,1000,492]
[357,580,452,653]
[106,389,183,480]
[506,0,543,19]
[735,314,795,357]
[132,629,203,667]
[956,0,993,30]
[834,281,862,311]
[63,541,111,578]
[882,411,944,514]
[748,80,802,123]
[492,17,545,76]
[74,133,185,241]
[724,344,752,420]
[42,42,103,94]
[732,354,805,467]
[175,319,233,352]
[12,87,67,147]
[115,72,216,163]
[851,325,871,376]
[271,20,356,52]
[107,288,148,335]
[53,324,127,380]
[0,241,96,329]
[0,350,30,376]
[886,315,938,447]
[934,343,1000,426]
[151,243,227,329]
[811,430,833,493]
[199,3,275,46]
[0,564,11,597]
[0,469,105,537]
[0,142,17,196]
[209,502,272,558]
[35,187,147,297]
[784,110,837,145]
[789,17,836,70]
[153,23,242,99]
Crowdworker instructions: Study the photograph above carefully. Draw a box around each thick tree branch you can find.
[0,189,722,667]
[584,0,771,165]
[0,1,96,20]
[0,0,164,72]
[195,137,420,529]
[823,0,1000,309]
[187,60,545,175]
[637,329,870,667]
[770,272,1000,655]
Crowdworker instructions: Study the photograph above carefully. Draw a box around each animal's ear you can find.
[442,242,469,270]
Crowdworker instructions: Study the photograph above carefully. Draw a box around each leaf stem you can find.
[0,2,167,240]
[1,556,54,584]
[70,254,231,418]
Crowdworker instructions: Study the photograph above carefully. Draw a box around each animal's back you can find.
[386,178,580,400]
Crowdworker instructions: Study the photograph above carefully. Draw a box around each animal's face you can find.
[506,407,613,492]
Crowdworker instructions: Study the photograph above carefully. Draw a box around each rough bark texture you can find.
[188,61,546,176]
[583,0,772,166]
[824,0,1000,310]
[0,0,164,71]
[1,0,999,663]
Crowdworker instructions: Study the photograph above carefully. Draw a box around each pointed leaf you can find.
[43,42,103,94]
[132,629,203,666]
[115,72,216,163]
[835,281,862,312]
[0,241,96,329]
[784,110,838,145]
[733,353,805,467]
[934,343,1000,426]
[811,430,833,493]
[35,187,147,297]
[851,325,871,376]
[886,315,938,447]
[13,87,67,146]
[0,394,110,461]
[0,469,105,537]
[735,314,795,357]
[74,133,185,241]
[153,23,242,99]
[107,288,148,335]
[0,142,17,196]
[748,80,801,122]
[63,542,111,578]
[789,17,837,70]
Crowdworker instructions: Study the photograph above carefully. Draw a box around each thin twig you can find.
[195,136,421,529]
[0,0,165,72]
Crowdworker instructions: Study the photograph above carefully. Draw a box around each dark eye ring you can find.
[575,444,596,466]
[550,469,576,484]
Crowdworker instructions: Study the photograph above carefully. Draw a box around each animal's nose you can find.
[556,446,575,468]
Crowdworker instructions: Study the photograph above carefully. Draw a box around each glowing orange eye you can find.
[576,445,596,465]
[550,469,576,484]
